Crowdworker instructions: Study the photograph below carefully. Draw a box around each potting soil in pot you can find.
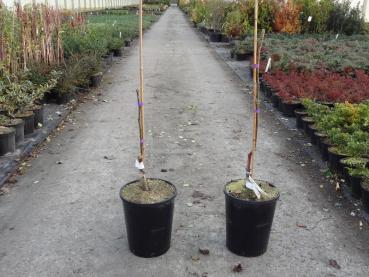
[226,179,279,201]
[121,179,175,204]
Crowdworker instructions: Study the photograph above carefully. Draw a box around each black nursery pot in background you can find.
[90,72,103,88]
[349,174,363,199]
[315,132,328,153]
[124,40,131,47]
[361,182,369,214]
[112,48,123,57]
[281,100,302,117]
[307,124,319,145]
[15,111,34,135]
[328,147,349,175]
[224,181,279,257]
[209,32,222,42]
[271,92,280,108]
[120,179,177,258]
[320,139,332,161]
[235,52,252,61]
[295,109,308,129]
[28,105,44,128]
[301,117,314,135]
[0,127,15,156]
[4,118,24,145]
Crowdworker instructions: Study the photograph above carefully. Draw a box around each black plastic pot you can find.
[295,109,308,129]
[112,48,123,57]
[235,52,252,61]
[103,53,113,66]
[221,34,230,43]
[320,139,332,162]
[315,132,328,153]
[301,117,314,134]
[281,100,302,117]
[264,85,272,99]
[307,124,319,145]
[120,179,177,258]
[361,182,369,213]
[349,174,363,199]
[124,40,131,47]
[192,21,197,28]
[328,147,349,175]
[4,118,24,145]
[0,127,15,156]
[28,105,44,128]
[15,111,35,135]
[224,180,279,257]
[209,32,222,42]
[90,72,103,88]
[271,93,281,108]
[259,78,265,91]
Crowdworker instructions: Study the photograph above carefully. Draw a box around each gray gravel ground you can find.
[0,6,368,277]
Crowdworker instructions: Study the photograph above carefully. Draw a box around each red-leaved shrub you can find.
[264,69,369,103]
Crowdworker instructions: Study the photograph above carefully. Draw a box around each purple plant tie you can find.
[140,139,144,145]
[255,108,260,113]
[252,64,260,69]
[137,102,144,107]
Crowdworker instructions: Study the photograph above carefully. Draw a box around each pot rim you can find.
[120,178,177,206]
[0,126,16,137]
[224,179,280,204]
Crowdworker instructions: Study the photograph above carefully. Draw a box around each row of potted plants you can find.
[261,34,369,73]
[260,78,369,213]
[0,4,163,157]
[301,99,369,213]
[179,0,368,41]
[262,69,369,104]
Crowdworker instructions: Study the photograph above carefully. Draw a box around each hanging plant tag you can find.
[245,175,268,199]
[336,33,339,39]
[135,159,145,170]
[119,32,122,38]
[265,57,272,73]
[307,16,312,22]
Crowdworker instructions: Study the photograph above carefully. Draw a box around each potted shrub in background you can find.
[119,0,177,258]
[206,0,227,42]
[0,115,16,156]
[232,39,253,61]
[224,1,279,257]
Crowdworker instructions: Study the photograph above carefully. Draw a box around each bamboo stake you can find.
[137,0,148,191]
[247,0,259,178]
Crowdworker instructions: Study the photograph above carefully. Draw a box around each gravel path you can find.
[0,6,368,277]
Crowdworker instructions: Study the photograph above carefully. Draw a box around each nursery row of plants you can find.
[180,2,369,105]
[179,0,368,40]
[0,2,164,156]
[180,2,369,217]
[259,81,369,211]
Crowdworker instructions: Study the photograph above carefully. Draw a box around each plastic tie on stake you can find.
[252,64,260,69]
[137,102,144,107]
[135,159,145,170]
[245,173,268,200]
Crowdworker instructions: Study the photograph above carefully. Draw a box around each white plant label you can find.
[119,32,122,38]
[308,16,312,22]
[265,57,272,73]
[336,33,339,39]
[135,159,145,170]
[245,175,268,200]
